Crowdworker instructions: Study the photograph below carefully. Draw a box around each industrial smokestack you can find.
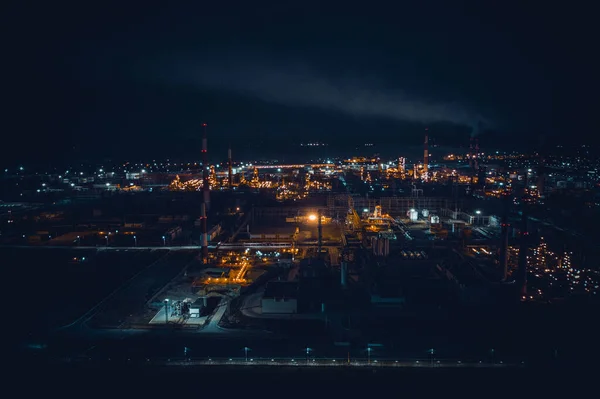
[228,144,233,188]
[317,209,323,257]
[468,136,473,169]
[423,128,429,180]
[517,207,528,297]
[200,202,208,263]
[499,193,510,281]
[474,138,479,171]
[201,123,210,210]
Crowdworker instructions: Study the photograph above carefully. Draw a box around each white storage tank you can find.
[409,209,419,222]
[430,215,440,224]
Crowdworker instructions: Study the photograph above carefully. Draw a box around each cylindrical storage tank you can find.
[422,209,429,218]
[430,215,440,224]
[409,209,419,222]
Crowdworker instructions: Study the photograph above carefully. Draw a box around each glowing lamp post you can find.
[133,235,137,247]
[243,347,251,363]
[162,235,166,246]
[308,214,317,222]
[305,347,312,365]
[428,348,435,367]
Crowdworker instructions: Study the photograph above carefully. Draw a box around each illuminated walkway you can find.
[64,357,522,368]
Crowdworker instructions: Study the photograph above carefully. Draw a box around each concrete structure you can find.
[261,282,298,314]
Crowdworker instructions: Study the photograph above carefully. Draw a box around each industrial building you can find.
[261,282,299,314]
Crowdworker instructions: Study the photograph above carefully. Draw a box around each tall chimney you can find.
[517,207,528,297]
[200,202,208,263]
[468,136,473,169]
[317,209,323,257]
[499,193,510,281]
[201,123,210,210]
[423,128,429,181]
[228,144,233,188]
[474,138,479,171]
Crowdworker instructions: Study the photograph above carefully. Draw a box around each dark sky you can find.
[3,1,598,165]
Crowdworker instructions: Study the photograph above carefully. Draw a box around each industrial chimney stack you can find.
[200,202,208,262]
[228,145,233,188]
[423,128,429,180]
[201,123,210,210]
[468,137,474,169]
[517,207,529,297]
[499,193,510,281]
[474,138,479,171]
[317,209,323,257]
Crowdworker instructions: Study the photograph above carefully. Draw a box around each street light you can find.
[133,235,137,247]
[162,235,166,246]
[105,235,109,246]
[76,235,80,246]
[308,214,317,222]
[475,210,482,215]
[367,347,372,364]
[243,347,251,362]
[305,347,312,365]
[490,348,495,365]
[428,348,435,367]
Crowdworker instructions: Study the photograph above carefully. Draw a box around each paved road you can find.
[201,298,229,334]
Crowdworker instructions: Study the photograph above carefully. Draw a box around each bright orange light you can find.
[308,214,317,221]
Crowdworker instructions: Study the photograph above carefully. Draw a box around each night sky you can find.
[4,1,597,165]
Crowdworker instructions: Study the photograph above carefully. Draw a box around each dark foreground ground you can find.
[16,361,593,397]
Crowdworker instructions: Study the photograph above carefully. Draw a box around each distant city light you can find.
[308,214,317,221]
